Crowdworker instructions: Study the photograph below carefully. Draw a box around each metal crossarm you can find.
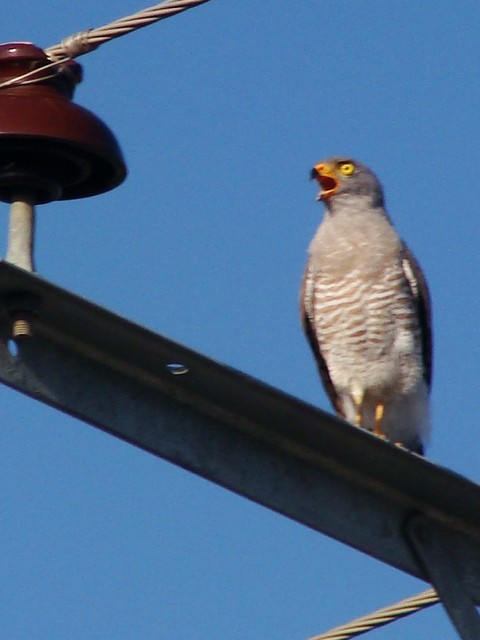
[0,260,479,638]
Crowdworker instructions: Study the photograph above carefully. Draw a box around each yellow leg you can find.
[354,408,362,427]
[373,402,385,436]
[352,388,364,427]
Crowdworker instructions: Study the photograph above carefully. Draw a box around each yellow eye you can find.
[338,162,355,176]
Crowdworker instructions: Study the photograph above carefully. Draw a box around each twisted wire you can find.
[0,57,71,90]
[307,588,439,640]
[45,0,212,60]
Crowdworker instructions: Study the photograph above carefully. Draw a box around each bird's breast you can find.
[304,210,424,395]
[309,212,402,278]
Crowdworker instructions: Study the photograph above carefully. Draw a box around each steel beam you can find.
[407,514,480,639]
[0,260,479,610]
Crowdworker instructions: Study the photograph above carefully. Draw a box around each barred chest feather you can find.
[305,209,424,397]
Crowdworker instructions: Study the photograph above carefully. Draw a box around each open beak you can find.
[310,163,339,201]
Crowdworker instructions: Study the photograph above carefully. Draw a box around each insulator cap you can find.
[0,42,127,204]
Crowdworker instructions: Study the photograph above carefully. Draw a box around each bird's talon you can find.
[373,402,385,436]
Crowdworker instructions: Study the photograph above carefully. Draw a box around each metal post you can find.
[5,196,35,272]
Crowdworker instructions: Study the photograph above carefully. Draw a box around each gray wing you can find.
[300,261,345,417]
[400,242,433,389]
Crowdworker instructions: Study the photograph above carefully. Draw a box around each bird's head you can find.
[310,158,384,208]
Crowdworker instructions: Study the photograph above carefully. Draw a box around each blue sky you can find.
[1,2,479,638]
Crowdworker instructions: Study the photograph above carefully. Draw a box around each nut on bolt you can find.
[11,314,33,338]
[4,292,41,340]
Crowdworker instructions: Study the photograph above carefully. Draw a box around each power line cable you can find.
[307,588,439,640]
[45,0,212,60]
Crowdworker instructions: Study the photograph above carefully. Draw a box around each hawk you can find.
[300,158,432,454]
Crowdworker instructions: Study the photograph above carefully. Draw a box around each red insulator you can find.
[0,42,127,204]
